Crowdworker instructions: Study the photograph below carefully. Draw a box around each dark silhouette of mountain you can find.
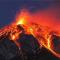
[0,33,59,60]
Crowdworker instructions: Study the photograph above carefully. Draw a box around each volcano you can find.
[0,9,60,60]
[0,25,59,60]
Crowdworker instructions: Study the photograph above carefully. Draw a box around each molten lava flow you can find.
[0,9,60,58]
[14,10,60,58]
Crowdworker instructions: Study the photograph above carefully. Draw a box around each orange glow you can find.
[0,9,60,58]
[14,9,60,58]
[41,40,60,58]
[15,9,30,25]
[17,18,26,25]
[12,35,16,40]
[10,33,19,41]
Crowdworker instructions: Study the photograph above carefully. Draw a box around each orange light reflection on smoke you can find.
[14,10,60,58]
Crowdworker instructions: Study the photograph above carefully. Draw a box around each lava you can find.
[0,9,60,58]
[15,10,60,58]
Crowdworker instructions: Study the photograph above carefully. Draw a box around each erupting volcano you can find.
[0,9,60,60]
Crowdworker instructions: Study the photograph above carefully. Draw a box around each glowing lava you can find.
[0,9,60,58]
[14,10,60,58]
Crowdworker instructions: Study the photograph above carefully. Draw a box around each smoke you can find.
[26,3,60,32]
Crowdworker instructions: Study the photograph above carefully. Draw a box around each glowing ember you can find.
[17,18,26,25]
[12,35,16,40]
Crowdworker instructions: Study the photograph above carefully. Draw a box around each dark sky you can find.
[0,0,60,27]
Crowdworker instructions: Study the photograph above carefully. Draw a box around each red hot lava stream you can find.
[0,9,60,58]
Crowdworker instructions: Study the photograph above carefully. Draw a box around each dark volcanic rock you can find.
[0,33,59,60]
[0,35,18,60]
